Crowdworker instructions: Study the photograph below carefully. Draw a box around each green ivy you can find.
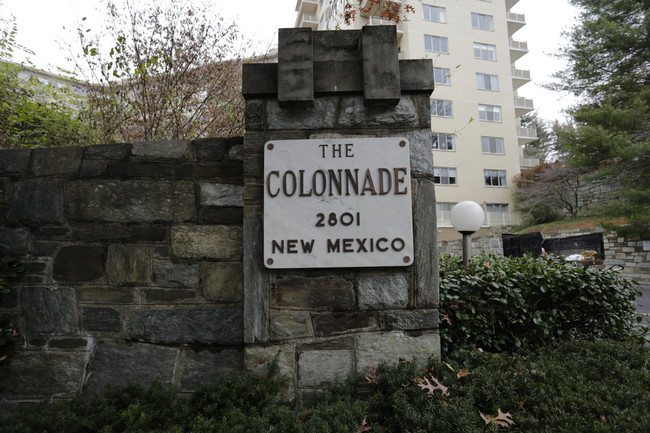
[439,254,647,355]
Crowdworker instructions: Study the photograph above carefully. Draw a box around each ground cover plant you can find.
[1,340,648,432]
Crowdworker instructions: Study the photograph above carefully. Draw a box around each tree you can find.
[0,17,96,149]
[70,0,245,143]
[329,0,415,27]
[513,162,582,225]
[552,0,650,237]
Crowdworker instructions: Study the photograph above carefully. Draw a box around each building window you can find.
[431,99,453,117]
[479,104,502,122]
[434,167,457,185]
[486,203,510,225]
[481,136,505,154]
[476,73,499,91]
[424,35,449,53]
[474,42,496,60]
[423,5,446,22]
[484,169,507,187]
[434,67,451,85]
[471,13,494,30]
[433,132,455,151]
[436,202,456,225]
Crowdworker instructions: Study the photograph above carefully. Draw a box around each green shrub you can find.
[2,340,648,433]
[439,254,646,355]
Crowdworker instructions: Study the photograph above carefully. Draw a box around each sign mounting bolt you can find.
[267,143,274,150]
[403,256,411,263]
[267,258,274,265]
[399,140,406,147]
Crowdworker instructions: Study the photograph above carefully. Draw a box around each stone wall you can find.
[242,27,440,404]
[0,137,245,410]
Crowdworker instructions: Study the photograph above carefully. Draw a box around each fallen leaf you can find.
[441,314,452,325]
[600,414,607,424]
[366,366,378,383]
[516,400,526,410]
[479,409,515,428]
[356,418,371,432]
[443,362,454,372]
[416,375,449,398]
[456,369,469,379]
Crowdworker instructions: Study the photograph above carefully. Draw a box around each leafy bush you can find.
[1,340,649,432]
[439,254,646,355]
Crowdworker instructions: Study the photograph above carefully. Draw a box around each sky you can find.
[2,0,579,122]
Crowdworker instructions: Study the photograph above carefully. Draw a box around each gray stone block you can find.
[181,347,244,391]
[313,30,360,62]
[81,307,121,332]
[0,352,86,399]
[0,227,30,255]
[382,311,438,330]
[192,137,239,161]
[21,286,79,334]
[6,180,64,224]
[298,350,353,387]
[54,245,106,282]
[106,245,152,284]
[356,331,440,371]
[199,183,244,207]
[125,306,244,345]
[0,148,31,175]
[107,162,175,178]
[278,28,314,107]
[201,262,243,301]
[78,287,135,304]
[31,146,83,177]
[84,143,130,160]
[314,61,363,93]
[143,289,197,303]
[358,275,409,310]
[244,99,267,131]
[361,25,400,105]
[312,313,376,337]
[336,96,418,128]
[84,341,177,398]
[271,313,310,340]
[413,179,438,307]
[154,260,200,288]
[399,60,435,94]
[171,225,242,259]
[275,277,355,310]
[267,97,338,130]
[132,140,191,159]
[242,63,278,98]
[65,180,195,222]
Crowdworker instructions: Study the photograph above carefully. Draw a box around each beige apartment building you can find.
[294,0,538,240]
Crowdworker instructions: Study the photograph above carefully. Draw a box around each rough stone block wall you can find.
[0,138,245,410]
[242,27,440,404]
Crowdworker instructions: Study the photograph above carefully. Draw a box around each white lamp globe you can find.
[450,201,485,234]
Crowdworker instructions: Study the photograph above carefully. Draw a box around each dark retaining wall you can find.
[0,137,245,410]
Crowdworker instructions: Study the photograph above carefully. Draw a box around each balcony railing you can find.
[514,96,534,116]
[297,13,318,29]
[509,39,529,62]
[517,126,538,145]
[295,0,319,15]
[520,157,541,169]
[507,12,526,35]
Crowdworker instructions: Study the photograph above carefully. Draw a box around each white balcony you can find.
[506,0,521,10]
[520,156,541,170]
[360,0,403,18]
[511,67,531,89]
[514,96,534,117]
[295,0,319,15]
[297,13,318,29]
[367,16,403,41]
[517,126,538,145]
[507,12,526,35]
[509,38,529,62]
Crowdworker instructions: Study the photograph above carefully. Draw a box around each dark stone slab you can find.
[274,277,354,310]
[180,346,244,391]
[266,97,339,130]
[125,306,244,345]
[49,337,90,350]
[201,207,243,225]
[78,287,135,304]
[336,96,418,128]
[84,341,177,398]
[84,143,131,160]
[242,63,278,98]
[65,180,195,222]
[361,25,400,105]
[129,225,168,242]
[312,313,376,337]
[313,30,360,62]
[244,99,266,131]
[175,162,243,179]
[78,160,108,178]
[192,137,243,161]
[34,226,71,239]
[31,146,83,177]
[0,352,86,399]
[153,260,200,288]
[0,227,30,255]
[6,180,64,224]
[107,162,175,178]
[106,245,152,284]
[132,140,191,159]
[32,241,58,256]
[21,286,79,334]
[314,61,363,93]
[413,179,438,307]
[270,313,310,340]
[382,310,438,330]
[0,148,31,175]
[54,245,105,282]
[143,289,196,303]
[81,307,121,332]
[278,28,314,107]
[399,60,435,94]
[0,286,17,309]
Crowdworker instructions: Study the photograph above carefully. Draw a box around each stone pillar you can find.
[242,26,438,402]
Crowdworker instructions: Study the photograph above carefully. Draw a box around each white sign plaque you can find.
[263,137,413,269]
